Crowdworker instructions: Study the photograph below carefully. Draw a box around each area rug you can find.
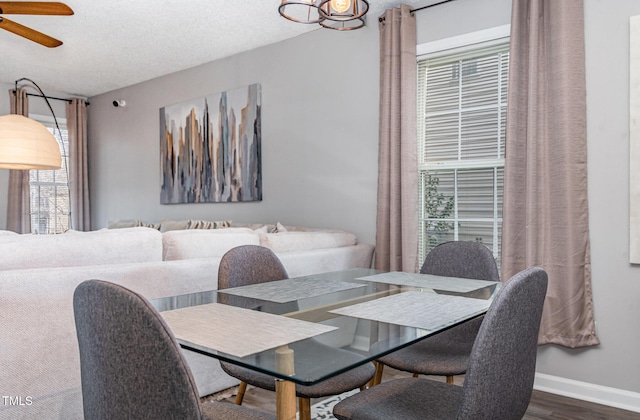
[202,385,358,419]
[305,389,359,420]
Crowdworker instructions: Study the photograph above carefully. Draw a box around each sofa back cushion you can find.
[162,228,260,260]
[0,227,163,271]
[258,226,357,253]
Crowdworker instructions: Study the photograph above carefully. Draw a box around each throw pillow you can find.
[107,219,139,229]
[137,221,161,230]
[160,219,190,232]
[108,220,161,230]
[268,222,288,233]
[186,219,232,229]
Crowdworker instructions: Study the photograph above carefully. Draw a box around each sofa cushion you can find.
[278,243,374,277]
[259,226,357,253]
[0,227,163,271]
[162,228,260,260]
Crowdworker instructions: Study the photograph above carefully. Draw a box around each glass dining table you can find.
[150,268,501,420]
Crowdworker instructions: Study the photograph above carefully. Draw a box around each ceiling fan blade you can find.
[0,16,62,47]
[0,2,73,15]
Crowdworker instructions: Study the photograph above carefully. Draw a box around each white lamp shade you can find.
[0,114,62,170]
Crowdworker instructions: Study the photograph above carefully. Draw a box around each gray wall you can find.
[88,26,380,245]
[0,0,632,399]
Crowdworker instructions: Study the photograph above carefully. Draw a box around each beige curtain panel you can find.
[502,0,599,348]
[6,88,31,234]
[67,98,91,231]
[375,5,419,273]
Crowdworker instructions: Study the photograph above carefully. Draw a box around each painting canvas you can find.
[160,83,262,204]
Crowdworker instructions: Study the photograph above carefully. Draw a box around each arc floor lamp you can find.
[0,78,62,170]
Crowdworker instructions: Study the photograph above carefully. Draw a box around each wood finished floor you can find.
[218,366,640,419]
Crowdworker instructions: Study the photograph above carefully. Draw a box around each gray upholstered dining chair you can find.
[373,241,500,385]
[333,266,548,420]
[73,279,275,420]
[217,245,376,420]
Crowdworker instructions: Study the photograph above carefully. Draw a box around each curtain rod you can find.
[21,91,90,106]
[379,0,456,23]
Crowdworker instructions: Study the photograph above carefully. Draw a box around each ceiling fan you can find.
[0,2,73,48]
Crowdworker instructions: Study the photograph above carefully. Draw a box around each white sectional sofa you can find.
[0,224,374,420]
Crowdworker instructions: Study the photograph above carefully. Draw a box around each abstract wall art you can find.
[160,83,262,204]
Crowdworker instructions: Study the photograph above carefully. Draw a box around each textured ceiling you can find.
[0,0,428,97]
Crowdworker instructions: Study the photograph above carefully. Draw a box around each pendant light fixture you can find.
[319,0,368,31]
[278,0,369,30]
[318,0,368,21]
[319,16,365,31]
[278,0,323,24]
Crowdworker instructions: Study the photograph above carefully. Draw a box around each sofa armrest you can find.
[0,258,223,419]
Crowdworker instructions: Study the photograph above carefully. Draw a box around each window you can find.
[29,116,70,234]
[417,28,509,264]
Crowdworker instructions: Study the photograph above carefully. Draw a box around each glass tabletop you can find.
[150,268,500,386]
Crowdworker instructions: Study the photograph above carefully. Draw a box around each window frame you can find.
[28,114,70,234]
[416,25,510,263]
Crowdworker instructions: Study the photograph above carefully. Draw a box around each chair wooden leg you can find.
[412,373,419,378]
[235,381,248,405]
[298,397,311,420]
[367,362,378,388]
[372,361,384,386]
[446,375,454,384]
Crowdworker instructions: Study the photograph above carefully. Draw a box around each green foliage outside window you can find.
[423,174,454,249]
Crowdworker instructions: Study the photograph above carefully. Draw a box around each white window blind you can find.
[417,41,509,264]
[29,118,70,234]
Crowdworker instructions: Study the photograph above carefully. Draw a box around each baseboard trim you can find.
[534,373,640,413]
[350,337,640,414]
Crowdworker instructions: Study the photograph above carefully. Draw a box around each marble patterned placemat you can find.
[329,291,490,331]
[220,276,367,303]
[355,272,497,293]
[162,303,337,358]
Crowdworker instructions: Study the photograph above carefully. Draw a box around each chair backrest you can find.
[421,241,500,281]
[457,267,548,420]
[73,280,203,420]
[218,245,289,289]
